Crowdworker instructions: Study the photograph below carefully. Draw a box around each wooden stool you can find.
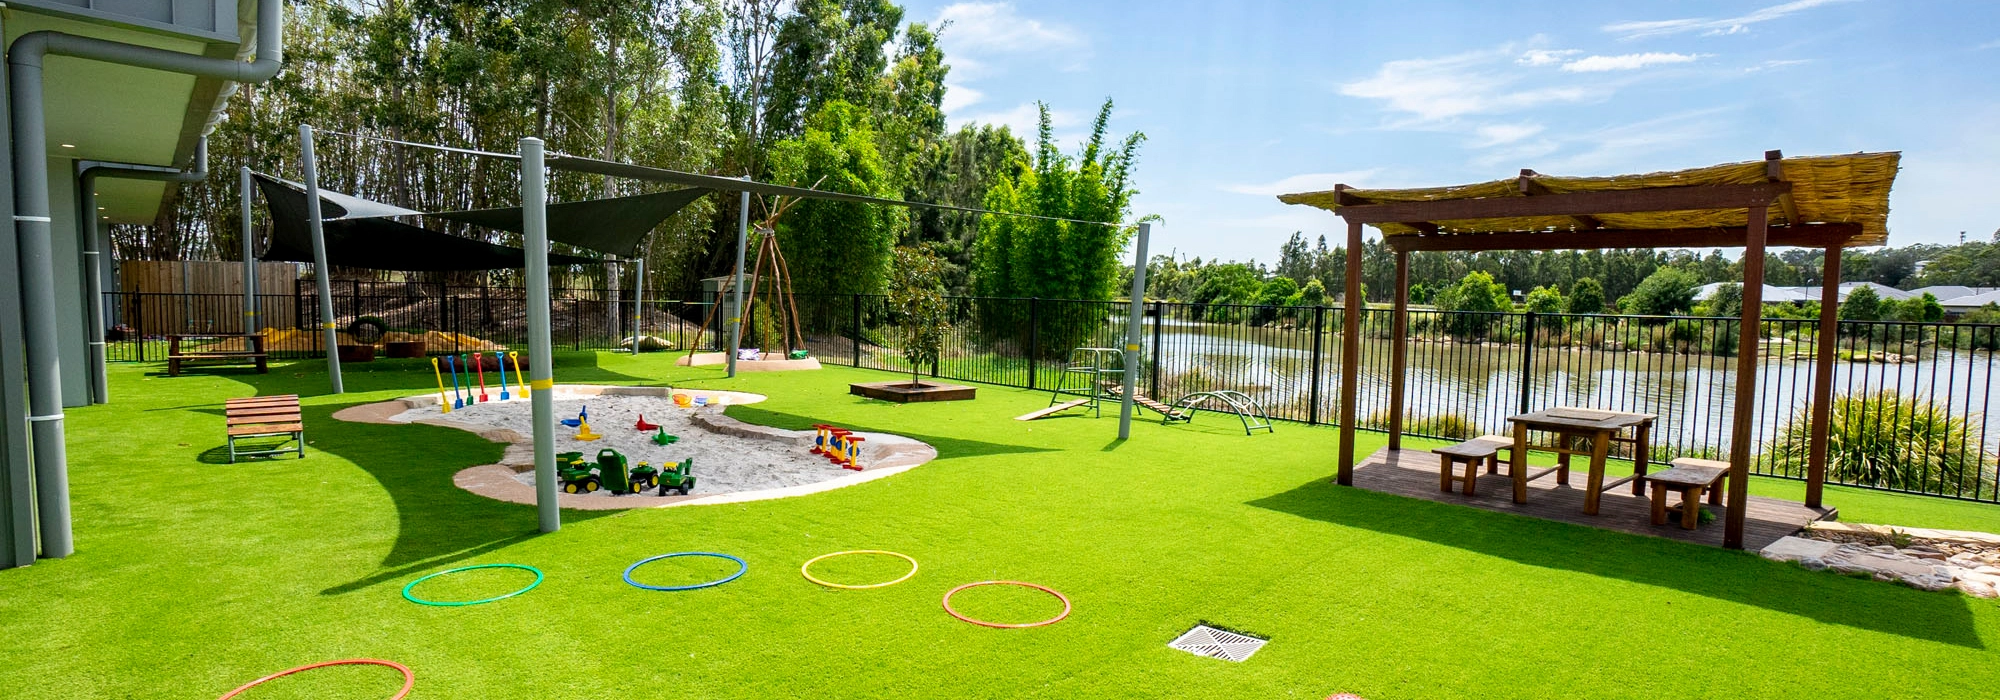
[1432,437,1512,496]
[1646,458,1728,529]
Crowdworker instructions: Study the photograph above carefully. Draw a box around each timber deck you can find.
[1353,447,1835,550]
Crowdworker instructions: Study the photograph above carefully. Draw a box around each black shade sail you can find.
[253,173,599,271]
[426,187,712,258]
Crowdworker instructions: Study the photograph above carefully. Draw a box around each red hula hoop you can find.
[941,580,1072,628]
[215,658,414,700]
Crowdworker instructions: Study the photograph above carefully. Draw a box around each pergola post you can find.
[1723,204,1769,549]
[1805,246,1842,508]
[1336,218,1364,485]
[1387,249,1410,450]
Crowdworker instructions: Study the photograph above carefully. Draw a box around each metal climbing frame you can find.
[1168,390,1275,436]
[1047,347,1127,418]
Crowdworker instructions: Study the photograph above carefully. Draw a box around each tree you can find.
[1567,278,1605,314]
[1523,285,1565,331]
[1618,267,1700,316]
[1840,286,1881,322]
[1254,276,1298,324]
[887,246,950,386]
[1274,232,1312,286]
[972,100,1144,302]
[1706,283,1743,317]
[768,100,904,299]
[1435,271,1510,338]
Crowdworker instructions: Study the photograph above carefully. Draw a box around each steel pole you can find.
[298,125,342,393]
[631,256,645,354]
[521,138,559,533]
[78,171,108,404]
[1118,223,1151,440]
[727,188,750,377]
[240,166,258,336]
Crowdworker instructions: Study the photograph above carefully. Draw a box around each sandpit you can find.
[367,385,934,509]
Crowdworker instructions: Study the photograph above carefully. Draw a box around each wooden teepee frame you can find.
[686,194,809,362]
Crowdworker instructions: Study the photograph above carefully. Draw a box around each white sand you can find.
[390,392,851,497]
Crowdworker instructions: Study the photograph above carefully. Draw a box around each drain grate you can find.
[1168,624,1268,662]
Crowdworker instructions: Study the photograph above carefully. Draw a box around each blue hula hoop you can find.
[402,563,543,606]
[623,552,747,591]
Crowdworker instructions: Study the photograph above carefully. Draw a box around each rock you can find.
[1909,575,1955,592]
[1845,553,1944,579]
[1799,557,1827,571]
[1956,579,1999,598]
[1761,536,1841,563]
[1868,545,1899,553]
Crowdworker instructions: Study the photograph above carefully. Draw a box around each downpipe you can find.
[78,139,211,405]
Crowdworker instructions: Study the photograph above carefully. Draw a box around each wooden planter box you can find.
[849,380,976,403]
[336,344,377,363]
[384,340,426,358]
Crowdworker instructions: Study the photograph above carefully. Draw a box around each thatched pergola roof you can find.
[1279,151,1899,248]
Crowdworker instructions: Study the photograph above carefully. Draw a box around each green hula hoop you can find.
[401,563,544,607]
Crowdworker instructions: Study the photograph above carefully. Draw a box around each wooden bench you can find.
[1646,458,1729,529]
[225,394,304,463]
[169,334,269,377]
[1433,435,1515,496]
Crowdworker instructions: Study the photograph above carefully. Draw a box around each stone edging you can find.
[336,385,935,511]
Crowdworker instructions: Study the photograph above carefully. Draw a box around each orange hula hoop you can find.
[215,659,414,700]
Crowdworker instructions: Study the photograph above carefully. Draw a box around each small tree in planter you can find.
[888,246,951,387]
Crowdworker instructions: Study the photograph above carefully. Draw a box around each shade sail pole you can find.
[1388,249,1410,451]
[240,166,258,337]
[521,137,558,534]
[1336,219,1364,485]
[631,256,645,354]
[298,124,342,394]
[1724,204,1769,550]
[1806,246,1842,509]
[727,188,749,378]
[1117,223,1151,440]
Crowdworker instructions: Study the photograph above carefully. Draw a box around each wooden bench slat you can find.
[1649,465,1728,487]
[226,397,298,407]
[227,424,300,434]
[228,414,301,426]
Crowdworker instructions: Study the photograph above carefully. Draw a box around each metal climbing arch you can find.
[1166,390,1274,436]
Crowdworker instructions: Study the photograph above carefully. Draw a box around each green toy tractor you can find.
[650,457,695,496]
[595,448,654,495]
[556,451,600,494]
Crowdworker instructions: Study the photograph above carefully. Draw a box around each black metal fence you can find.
[104,289,1999,501]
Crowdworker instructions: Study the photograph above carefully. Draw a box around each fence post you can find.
[135,296,145,362]
[1308,305,1324,425]
[1027,297,1040,390]
[293,279,304,331]
[573,298,581,350]
[851,294,862,367]
[1149,300,1163,399]
[1518,311,1537,416]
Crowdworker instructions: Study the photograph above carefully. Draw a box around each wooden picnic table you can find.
[168,333,268,376]
[1506,407,1655,515]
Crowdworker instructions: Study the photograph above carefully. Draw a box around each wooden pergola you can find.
[1280,150,1900,549]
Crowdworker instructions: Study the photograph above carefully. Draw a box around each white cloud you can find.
[941,83,983,113]
[1338,48,1592,123]
[1978,39,2000,51]
[933,3,1087,80]
[1536,108,1736,172]
[1560,52,1702,72]
[1604,0,1853,40]
[1469,123,1545,147]
[1220,170,1382,197]
[1517,49,1579,66]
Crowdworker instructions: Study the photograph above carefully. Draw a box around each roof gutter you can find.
[8,0,282,560]
[76,138,211,405]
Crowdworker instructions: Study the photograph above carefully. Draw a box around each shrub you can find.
[1617,267,1700,317]
[1369,410,1477,439]
[1566,277,1605,315]
[1435,272,1511,339]
[1769,391,1997,496]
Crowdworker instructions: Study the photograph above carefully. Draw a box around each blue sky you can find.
[900,0,2000,263]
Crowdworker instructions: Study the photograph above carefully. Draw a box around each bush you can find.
[1618,267,1700,317]
[1566,277,1605,315]
[1371,410,1476,439]
[1769,391,1997,496]
[1435,272,1511,339]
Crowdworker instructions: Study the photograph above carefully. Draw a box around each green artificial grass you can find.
[3,352,1999,698]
